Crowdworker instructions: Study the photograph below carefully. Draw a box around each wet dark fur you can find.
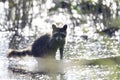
[7,48,32,58]
[7,24,67,59]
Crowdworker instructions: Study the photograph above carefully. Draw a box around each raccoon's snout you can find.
[55,36,63,41]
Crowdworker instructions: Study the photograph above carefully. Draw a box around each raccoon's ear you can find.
[63,24,67,30]
[52,24,56,30]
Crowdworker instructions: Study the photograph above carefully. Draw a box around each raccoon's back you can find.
[31,34,51,57]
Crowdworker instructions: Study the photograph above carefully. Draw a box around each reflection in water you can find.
[7,56,66,80]
[4,56,120,80]
[1,51,120,80]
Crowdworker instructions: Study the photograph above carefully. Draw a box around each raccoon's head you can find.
[52,24,67,42]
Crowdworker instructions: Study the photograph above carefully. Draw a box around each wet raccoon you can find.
[7,24,67,59]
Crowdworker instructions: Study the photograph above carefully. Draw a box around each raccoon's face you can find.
[52,24,67,42]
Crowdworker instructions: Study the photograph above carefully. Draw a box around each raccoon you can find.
[7,24,67,59]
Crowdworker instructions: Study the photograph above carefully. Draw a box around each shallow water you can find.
[1,50,120,80]
[1,54,120,80]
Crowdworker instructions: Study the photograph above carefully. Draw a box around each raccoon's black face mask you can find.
[52,24,67,42]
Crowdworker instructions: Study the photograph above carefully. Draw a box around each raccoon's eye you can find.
[60,32,66,37]
[61,34,66,38]
[53,33,58,37]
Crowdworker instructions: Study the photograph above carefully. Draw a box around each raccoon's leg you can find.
[59,47,64,60]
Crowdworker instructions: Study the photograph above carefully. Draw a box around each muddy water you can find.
[1,53,120,80]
